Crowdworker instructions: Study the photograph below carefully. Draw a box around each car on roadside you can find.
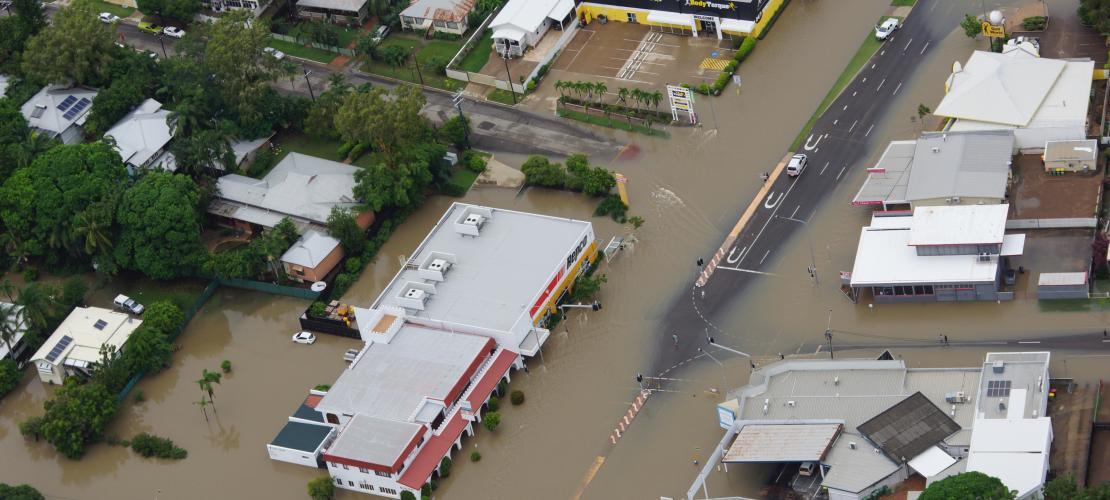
[98,12,121,23]
[292,331,317,345]
[263,47,286,60]
[163,26,185,38]
[137,21,162,34]
[371,25,390,43]
[113,294,145,315]
[875,17,899,41]
[786,153,808,177]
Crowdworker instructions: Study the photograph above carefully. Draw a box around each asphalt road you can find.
[649,0,994,377]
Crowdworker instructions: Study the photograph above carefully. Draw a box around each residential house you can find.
[21,85,98,145]
[281,229,344,283]
[490,0,575,57]
[29,307,142,385]
[104,98,176,172]
[401,0,475,36]
[294,0,369,25]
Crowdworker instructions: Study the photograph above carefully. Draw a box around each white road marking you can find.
[836,166,846,181]
[739,176,800,264]
[842,104,848,111]
[871,63,876,69]
[759,250,770,265]
[879,50,885,57]
[903,38,913,51]
[1018,341,1042,344]
[865,124,875,137]
[764,192,783,209]
[803,134,823,151]
[852,91,857,97]
[848,120,858,133]
[862,77,867,83]
[920,41,930,55]
[714,265,778,276]
[725,245,745,264]
[790,205,800,219]
[833,119,838,125]
[819,162,829,175]
[876,78,885,91]
[893,81,903,95]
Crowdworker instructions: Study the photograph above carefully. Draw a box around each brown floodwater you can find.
[2,0,1103,499]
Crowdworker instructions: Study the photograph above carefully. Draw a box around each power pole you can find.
[502,40,517,104]
[824,308,834,359]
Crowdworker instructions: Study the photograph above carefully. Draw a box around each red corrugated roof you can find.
[304,394,323,409]
[464,349,517,411]
[398,413,467,489]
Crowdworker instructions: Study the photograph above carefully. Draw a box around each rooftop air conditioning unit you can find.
[849,442,856,450]
[993,360,1005,373]
[428,258,451,273]
[932,147,941,153]
[463,213,485,228]
[951,196,960,203]
[833,376,840,386]
[945,391,966,404]
[978,252,991,262]
[404,288,426,300]
[786,400,796,408]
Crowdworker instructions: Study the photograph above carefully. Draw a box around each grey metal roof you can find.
[858,392,961,464]
[903,131,1014,202]
[292,401,325,423]
[269,420,333,453]
[295,0,367,13]
[853,140,916,206]
[20,85,98,136]
[326,414,422,467]
[820,433,901,494]
[976,352,1050,420]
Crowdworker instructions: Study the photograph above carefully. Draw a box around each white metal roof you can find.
[908,204,1009,246]
[295,0,366,13]
[908,445,958,477]
[20,85,98,136]
[490,0,572,35]
[850,227,1000,286]
[724,423,841,463]
[647,10,694,27]
[327,414,422,467]
[720,17,755,34]
[1037,271,1087,286]
[104,98,173,169]
[820,434,901,494]
[853,140,917,206]
[401,0,474,23]
[903,131,1014,202]
[30,307,142,366]
[281,229,340,268]
[1000,234,1026,256]
[966,418,1052,498]
[1044,139,1098,162]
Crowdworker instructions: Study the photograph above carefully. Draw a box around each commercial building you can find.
[104,98,175,172]
[29,307,142,385]
[294,0,369,25]
[1036,272,1089,300]
[576,0,783,39]
[935,50,1093,152]
[401,0,475,36]
[267,394,337,467]
[847,205,1025,303]
[270,203,597,497]
[696,352,1052,500]
[490,0,576,57]
[852,131,1014,210]
[0,302,29,362]
[21,85,98,145]
[1042,139,1098,173]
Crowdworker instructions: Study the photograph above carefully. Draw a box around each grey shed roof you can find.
[270,420,333,453]
[903,131,1014,202]
[853,140,917,206]
[857,392,961,463]
[1044,139,1097,162]
[821,433,901,494]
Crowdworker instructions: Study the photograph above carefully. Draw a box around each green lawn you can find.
[268,38,337,64]
[557,108,668,138]
[458,30,493,72]
[361,35,465,90]
[1038,298,1110,313]
[273,130,345,163]
[88,0,134,18]
[449,166,480,193]
[337,27,361,48]
[890,0,916,6]
[789,18,895,150]
[487,88,518,105]
[362,60,459,90]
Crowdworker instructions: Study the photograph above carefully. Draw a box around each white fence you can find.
[1006,218,1098,229]
[522,18,580,85]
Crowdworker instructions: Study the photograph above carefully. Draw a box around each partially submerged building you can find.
[490,0,575,57]
[697,352,1052,500]
[29,307,142,385]
[576,0,780,38]
[847,205,1025,303]
[934,50,1093,152]
[1042,139,1098,173]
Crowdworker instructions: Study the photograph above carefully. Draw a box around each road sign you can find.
[981,21,1005,38]
[667,84,697,124]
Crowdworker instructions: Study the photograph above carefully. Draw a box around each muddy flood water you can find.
[2,0,1107,499]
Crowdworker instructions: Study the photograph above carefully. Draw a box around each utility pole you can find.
[824,308,834,359]
[303,67,316,102]
[698,347,729,395]
[412,49,425,86]
[157,33,168,59]
[779,215,818,286]
[502,40,517,104]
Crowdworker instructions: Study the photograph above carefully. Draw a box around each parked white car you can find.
[163,26,186,38]
[875,18,900,40]
[263,47,286,60]
[113,294,145,315]
[292,331,317,344]
[786,153,808,177]
[371,25,390,43]
[98,12,121,23]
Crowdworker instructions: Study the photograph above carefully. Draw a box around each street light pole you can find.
[778,215,818,286]
[824,308,834,359]
[157,33,168,59]
[698,347,729,396]
[412,49,425,86]
[303,68,316,102]
[452,91,470,148]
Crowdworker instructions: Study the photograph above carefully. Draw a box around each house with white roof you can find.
[490,0,575,57]
[29,306,142,385]
[847,204,1025,303]
[294,0,368,25]
[20,85,98,144]
[401,0,475,35]
[104,98,175,172]
[281,229,343,283]
[693,352,1052,500]
[0,302,29,362]
[935,50,1093,152]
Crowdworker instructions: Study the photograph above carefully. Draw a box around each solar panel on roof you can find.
[56,95,78,111]
[44,335,73,363]
[986,380,1012,397]
[93,319,108,330]
[62,98,90,121]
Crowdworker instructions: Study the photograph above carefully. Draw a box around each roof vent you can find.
[453,206,493,236]
[404,288,426,300]
[931,147,940,153]
[428,258,450,272]
[993,360,1005,373]
[463,213,485,227]
[833,376,840,386]
[31,104,46,119]
[998,401,1006,411]
[786,400,796,407]
[848,442,856,450]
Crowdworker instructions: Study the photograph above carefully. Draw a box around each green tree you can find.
[334,85,430,168]
[520,155,566,188]
[60,277,87,310]
[0,142,127,263]
[439,456,452,478]
[114,172,206,279]
[38,380,119,459]
[21,0,114,85]
[122,324,173,374]
[0,100,30,181]
[15,281,53,331]
[326,208,367,255]
[304,83,350,140]
[482,411,500,431]
[438,114,469,149]
[917,103,932,120]
[307,476,336,500]
[185,11,281,129]
[399,491,416,500]
[170,129,234,176]
[0,359,21,398]
[136,0,201,24]
[142,301,185,334]
[274,217,300,246]
[197,368,221,406]
[353,160,432,212]
[84,81,149,138]
[570,273,606,302]
[0,483,45,500]
[961,14,983,39]
[920,472,1014,500]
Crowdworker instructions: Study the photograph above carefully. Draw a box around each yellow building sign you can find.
[980,21,1005,38]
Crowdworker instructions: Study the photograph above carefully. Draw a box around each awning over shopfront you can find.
[720,18,755,34]
[647,10,694,28]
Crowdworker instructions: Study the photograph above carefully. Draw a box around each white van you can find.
[787,153,808,177]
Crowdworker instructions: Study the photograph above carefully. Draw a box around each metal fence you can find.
[271,33,356,57]
[217,277,321,300]
[1006,218,1098,229]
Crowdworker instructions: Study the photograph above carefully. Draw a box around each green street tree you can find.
[570,273,606,302]
[307,476,336,500]
[114,172,206,279]
[961,14,983,39]
[920,472,1014,500]
[38,380,119,459]
[334,85,430,168]
[520,155,566,188]
[0,142,127,263]
[438,114,470,149]
[326,208,367,255]
[185,11,281,129]
[136,0,201,25]
[353,160,432,212]
[482,411,501,431]
[21,0,114,85]
[141,300,185,334]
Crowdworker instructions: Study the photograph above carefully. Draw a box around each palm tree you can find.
[630,88,645,115]
[282,60,299,88]
[617,87,629,108]
[554,81,566,104]
[168,96,207,138]
[0,279,15,303]
[594,82,608,108]
[0,303,22,361]
[198,369,222,407]
[194,396,211,423]
[16,283,51,331]
[650,90,663,114]
[327,72,347,91]
[14,131,53,168]
[70,202,114,259]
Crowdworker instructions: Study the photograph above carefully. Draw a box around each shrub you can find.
[130,432,188,460]
[0,484,44,500]
[697,83,711,95]
[314,384,331,391]
[337,141,355,158]
[424,56,448,75]
[1022,16,1046,30]
[401,491,417,500]
[19,416,43,441]
[248,148,277,177]
[308,476,336,500]
[497,379,508,396]
[345,257,362,273]
[595,194,628,222]
[142,301,185,334]
[521,155,566,187]
[439,456,452,478]
[133,390,145,403]
[526,79,537,92]
[0,359,21,398]
[221,360,232,374]
[463,150,487,173]
[440,181,468,197]
[349,143,368,160]
[735,36,756,62]
[21,267,37,282]
[432,31,461,41]
[712,72,730,93]
[510,390,524,405]
[470,451,481,462]
[308,302,327,318]
[487,396,500,412]
[333,273,355,296]
[482,411,501,431]
[724,61,737,73]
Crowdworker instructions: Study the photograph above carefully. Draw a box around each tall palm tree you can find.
[650,90,663,114]
[14,131,53,168]
[0,303,22,361]
[0,279,15,303]
[194,396,211,423]
[594,82,608,108]
[198,369,222,407]
[554,80,566,102]
[168,95,207,139]
[71,209,114,259]
[617,87,629,108]
[16,284,51,331]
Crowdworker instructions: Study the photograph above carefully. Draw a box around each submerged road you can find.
[650,0,963,377]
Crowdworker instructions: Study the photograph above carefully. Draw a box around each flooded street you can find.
[2,0,1106,498]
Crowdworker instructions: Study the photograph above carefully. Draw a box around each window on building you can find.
[376,470,391,478]
[380,487,398,495]
[329,462,336,468]
[434,20,446,27]
[335,478,342,485]
[402,15,414,24]
[342,464,349,470]
[627,12,637,23]
[447,22,457,29]
[359,467,369,474]
[348,480,354,487]
[359,482,370,490]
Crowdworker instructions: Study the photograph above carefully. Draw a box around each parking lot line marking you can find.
[832,119,838,125]
[871,63,876,69]
[852,91,857,97]
[759,250,770,265]
[920,41,930,54]
[820,162,829,175]
[893,81,903,95]
[836,166,846,181]
[865,124,874,137]
[862,77,867,83]
[876,78,885,91]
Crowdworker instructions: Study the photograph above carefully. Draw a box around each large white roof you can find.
[966,418,1052,498]
[210,152,360,227]
[850,225,1001,286]
[908,445,958,477]
[936,51,1093,129]
[30,307,141,366]
[104,98,173,169]
[908,204,1009,246]
[490,0,572,34]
